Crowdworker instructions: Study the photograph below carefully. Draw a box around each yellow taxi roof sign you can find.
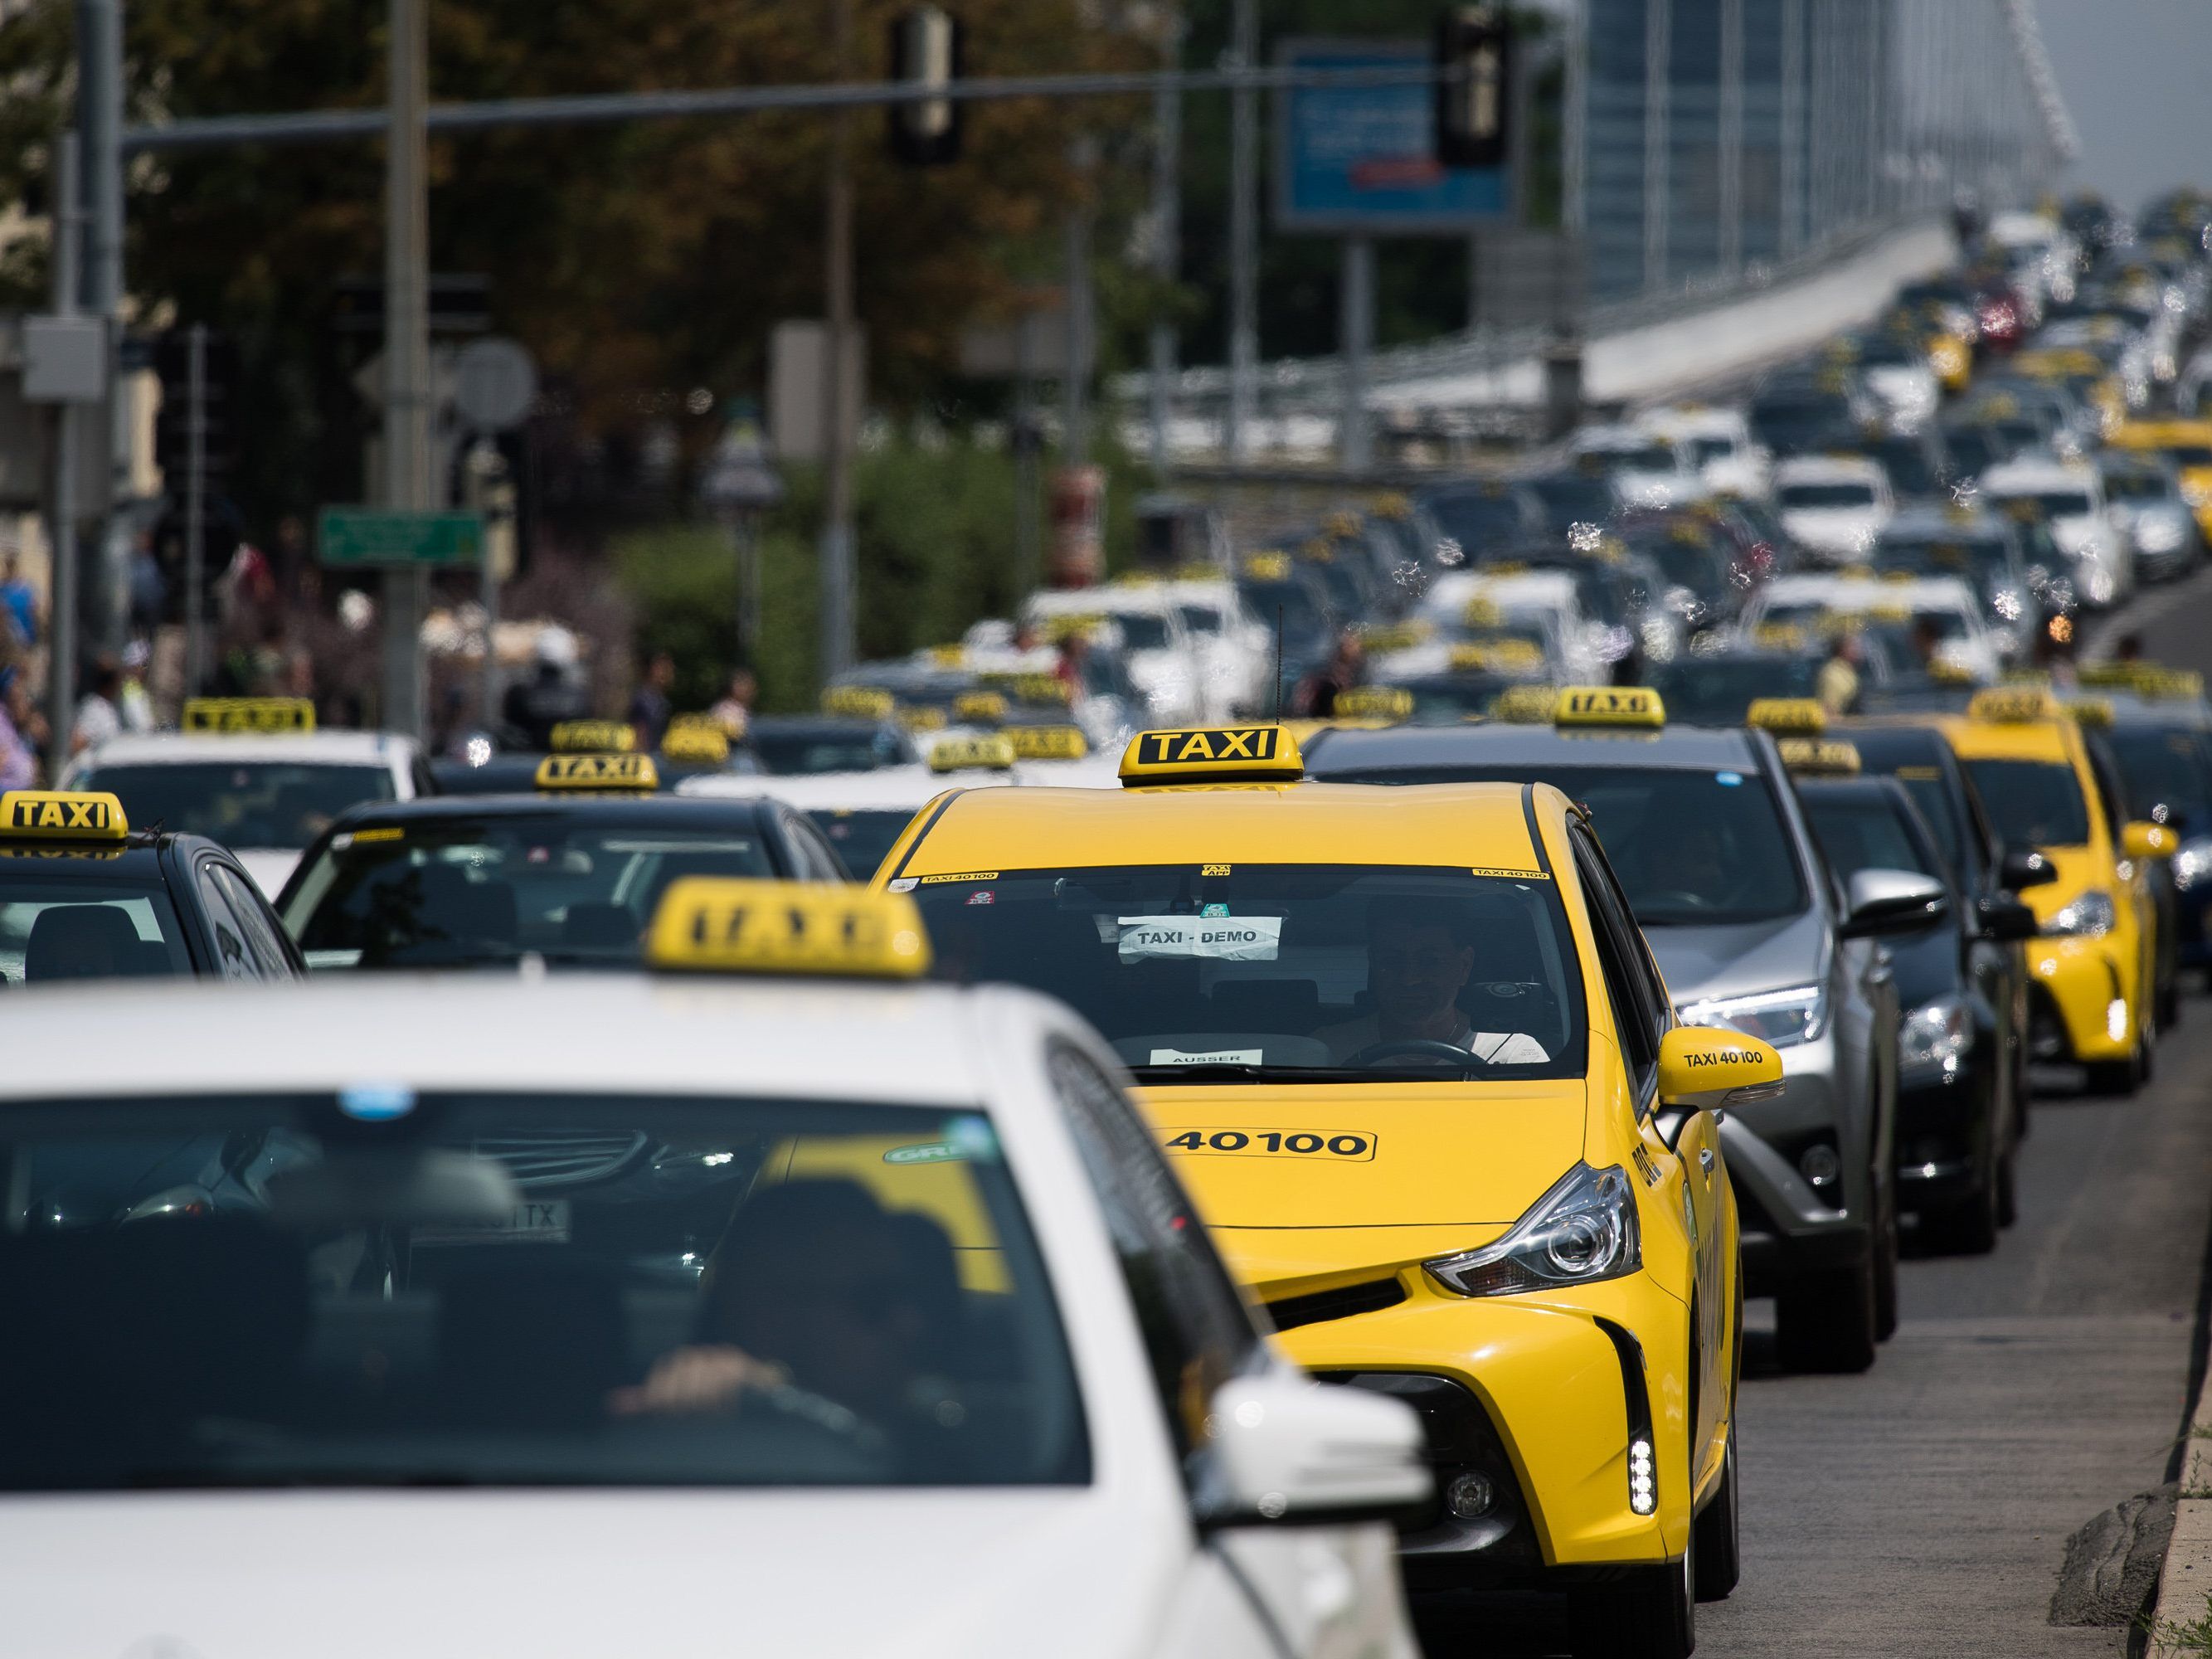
[182,697,315,735]
[548,719,636,754]
[1242,552,1291,581]
[897,704,949,733]
[1450,639,1544,674]
[648,878,931,980]
[985,671,1073,707]
[1119,725,1304,788]
[659,725,731,766]
[953,690,1009,725]
[1747,698,1827,736]
[929,733,1017,774]
[822,685,896,720]
[0,790,129,841]
[1489,684,1558,723]
[1778,737,1862,776]
[2064,698,2115,729]
[1969,686,2059,724]
[535,752,659,791]
[1004,724,1089,761]
[1332,685,1413,722]
[1556,686,1666,729]
[1752,622,1809,652]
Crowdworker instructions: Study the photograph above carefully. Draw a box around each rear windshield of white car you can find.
[1111,614,1172,652]
[0,1092,1088,1491]
[1777,482,1877,509]
[80,762,394,850]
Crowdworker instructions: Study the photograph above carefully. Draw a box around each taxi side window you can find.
[1570,829,1662,1102]
[212,864,296,977]
[194,860,262,981]
[783,811,849,882]
[1045,1041,1261,1470]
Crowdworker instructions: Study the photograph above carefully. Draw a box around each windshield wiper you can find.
[1127,1063,1485,1085]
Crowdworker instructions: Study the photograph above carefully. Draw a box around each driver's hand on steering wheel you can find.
[608,1345,790,1417]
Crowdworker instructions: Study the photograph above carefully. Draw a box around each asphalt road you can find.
[1414,1012,2212,1658]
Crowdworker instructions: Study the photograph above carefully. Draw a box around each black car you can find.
[740,716,917,777]
[0,788,304,986]
[1647,648,1821,727]
[2088,698,2212,1018]
[276,794,851,971]
[1795,773,2037,1253]
[1519,470,1624,538]
[1414,479,1545,562]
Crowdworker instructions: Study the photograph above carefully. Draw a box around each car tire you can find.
[1922,1155,2001,1255]
[1996,1144,2020,1228]
[1693,1421,1741,1603]
[2084,1034,2149,1097]
[1569,1539,1695,1659]
[1775,1258,1878,1373]
[2158,980,2181,1032]
[1873,1187,1900,1341]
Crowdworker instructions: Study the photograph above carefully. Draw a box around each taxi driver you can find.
[1320,900,1548,1064]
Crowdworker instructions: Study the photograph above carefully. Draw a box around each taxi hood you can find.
[1135,1080,1587,1237]
[0,1491,1178,1659]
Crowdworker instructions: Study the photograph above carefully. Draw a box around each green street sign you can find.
[317,508,485,567]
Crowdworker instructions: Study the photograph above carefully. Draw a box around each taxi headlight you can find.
[1423,1163,1641,1298]
[1677,981,1828,1048]
[1900,995,1975,1077]
[2045,889,2116,937]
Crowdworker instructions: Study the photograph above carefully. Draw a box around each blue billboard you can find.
[1273,38,1510,235]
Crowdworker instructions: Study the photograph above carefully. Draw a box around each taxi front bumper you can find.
[1263,1264,1694,1587]
[2028,936,2135,1063]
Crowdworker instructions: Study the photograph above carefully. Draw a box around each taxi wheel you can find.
[1871,1185,1900,1342]
[1996,1146,2020,1229]
[1568,1539,1694,1659]
[1692,1420,1741,1602]
[2083,1035,2150,1097]
[1921,1157,2001,1256]
[1774,1258,1878,1374]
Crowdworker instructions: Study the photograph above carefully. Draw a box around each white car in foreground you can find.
[1772,455,1895,566]
[64,701,427,898]
[0,882,1428,1659]
[1979,455,2132,608]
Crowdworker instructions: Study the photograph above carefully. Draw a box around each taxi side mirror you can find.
[1197,1372,1431,1530]
[1840,868,1948,937]
[1657,1025,1784,1122]
[2122,821,2176,861]
[1976,895,2039,943]
[2001,847,2057,891]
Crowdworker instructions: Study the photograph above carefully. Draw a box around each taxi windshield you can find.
[80,762,394,849]
[283,816,777,969]
[912,864,1587,1083]
[0,874,193,986]
[807,808,916,879]
[1801,791,1943,886]
[0,1092,1087,1492]
[2104,727,2212,830]
[1648,656,1820,726]
[1315,767,1809,927]
[1964,758,2092,847]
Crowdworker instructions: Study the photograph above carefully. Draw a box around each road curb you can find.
[2147,1239,2212,1652]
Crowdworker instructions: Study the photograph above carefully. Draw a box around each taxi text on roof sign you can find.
[1489,684,1556,723]
[0,790,129,839]
[181,697,315,735]
[954,690,1009,725]
[1969,686,2060,724]
[928,733,1017,774]
[2064,698,2115,729]
[982,670,1073,707]
[1004,724,1088,761]
[898,705,948,732]
[1118,725,1305,788]
[1747,698,1827,735]
[548,719,636,754]
[660,725,731,765]
[647,877,931,979]
[1555,686,1666,729]
[535,752,659,791]
[1332,686,1413,722]
[821,685,896,720]
[1777,737,1862,776]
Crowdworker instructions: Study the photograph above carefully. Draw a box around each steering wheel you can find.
[1341,1039,1485,1072]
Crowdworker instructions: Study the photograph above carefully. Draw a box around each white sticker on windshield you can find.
[1117,914,1284,962]
[1150,1048,1266,1066]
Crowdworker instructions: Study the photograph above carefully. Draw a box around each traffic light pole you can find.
[183,324,207,699]
[819,0,858,684]
[46,134,82,772]
[382,0,431,738]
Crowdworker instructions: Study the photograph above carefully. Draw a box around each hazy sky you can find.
[2035,0,2212,212]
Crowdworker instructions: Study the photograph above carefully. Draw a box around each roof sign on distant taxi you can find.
[1747,698,1826,735]
[1332,686,1413,722]
[1004,724,1089,761]
[1489,684,1557,723]
[2064,698,2115,729]
[647,877,931,979]
[535,752,659,791]
[929,733,1017,774]
[660,725,732,766]
[898,705,949,733]
[0,789,129,841]
[983,671,1074,707]
[1968,687,2059,724]
[1242,552,1291,582]
[181,697,315,735]
[822,685,897,721]
[1118,725,1305,788]
[1556,686,1666,729]
[1777,738,1862,776]
[954,690,1009,726]
[548,719,636,754]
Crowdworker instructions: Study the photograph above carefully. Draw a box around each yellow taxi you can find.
[1941,688,2171,1092]
[875,721,1783,1657]
[2108,419,2212,540]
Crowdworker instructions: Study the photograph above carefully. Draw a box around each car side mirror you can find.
[2001,847,2057,891]
[1197,1372,1431,1530]
[2122,821,2177,861]
[1976,894,2039,942]
[1840,867,1949,937]
[1655,1025,1784,1136]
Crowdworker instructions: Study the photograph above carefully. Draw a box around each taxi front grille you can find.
[1263,1277,1407,1332]
[467,1131,649,1189]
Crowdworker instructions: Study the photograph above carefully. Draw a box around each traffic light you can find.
[152,328,240,493]
[887,7,962,166]
[1436,5,1511,170]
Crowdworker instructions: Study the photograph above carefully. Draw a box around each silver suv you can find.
[1307,715,1935,1372]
